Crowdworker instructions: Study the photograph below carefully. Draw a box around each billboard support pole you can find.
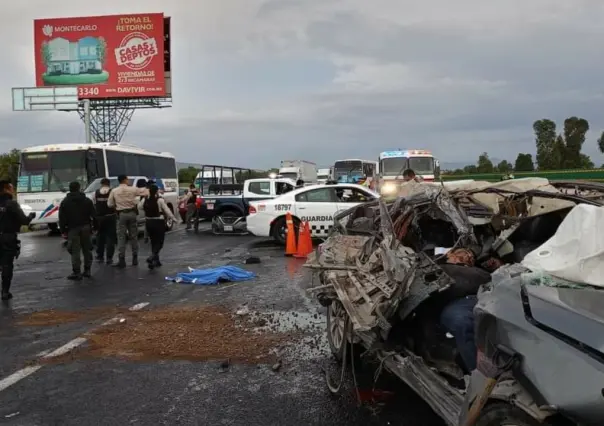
[83,99,92,144]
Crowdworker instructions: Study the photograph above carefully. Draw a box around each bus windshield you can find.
[408,157,435,175]
[333,160,363,178]
[17,151,88,193]
[380,157,408,176]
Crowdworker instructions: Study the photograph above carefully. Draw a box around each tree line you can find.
[446,116,604,175]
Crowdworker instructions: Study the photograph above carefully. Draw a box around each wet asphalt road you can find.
[0,224,444,426]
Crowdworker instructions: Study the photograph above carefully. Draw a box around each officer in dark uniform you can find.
[93,178,116,264]
[59,181,96,280]
[0,180,35,301]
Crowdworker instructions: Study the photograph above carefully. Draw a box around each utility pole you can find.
[83,99,92,144]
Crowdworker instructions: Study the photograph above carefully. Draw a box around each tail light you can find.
[195,197,203,208]
[248,205,257,214]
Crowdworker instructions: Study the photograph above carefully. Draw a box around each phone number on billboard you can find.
[79,87,100,97]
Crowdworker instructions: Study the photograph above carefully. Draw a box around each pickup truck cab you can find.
[84,176,178,234]
[196,178,296,234]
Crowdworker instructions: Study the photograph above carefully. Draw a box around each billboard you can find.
[34,13,166,99]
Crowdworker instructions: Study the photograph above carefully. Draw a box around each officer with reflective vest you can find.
[93,178,117,264]
[0,180,35,301]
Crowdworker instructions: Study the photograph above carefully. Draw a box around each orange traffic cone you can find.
[284,212,297,256]
[294,221,313,258]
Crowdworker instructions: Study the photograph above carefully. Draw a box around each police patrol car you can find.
[246,183,379,243]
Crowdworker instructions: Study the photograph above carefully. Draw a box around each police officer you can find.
[107,175,148,267]
[0,180,35,300]
[185,183,198,230]
[93,178,116,264]
[59,181,96,280]
[138,184,176,269]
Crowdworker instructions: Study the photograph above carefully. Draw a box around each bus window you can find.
[380,157,409,176]
[408,157,435,175]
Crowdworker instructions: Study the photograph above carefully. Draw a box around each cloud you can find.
[1,0,604,169]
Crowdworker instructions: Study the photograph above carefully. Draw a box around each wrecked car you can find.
[305,178,604,426]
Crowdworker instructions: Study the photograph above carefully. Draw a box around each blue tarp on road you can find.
[166,266,256,285]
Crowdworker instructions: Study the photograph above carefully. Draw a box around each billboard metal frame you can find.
[12,86,93,144]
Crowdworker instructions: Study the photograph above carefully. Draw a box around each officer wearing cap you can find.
[0,180,35,301]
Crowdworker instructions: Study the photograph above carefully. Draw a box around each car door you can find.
[294,187,339,238]
[335,186,378,216]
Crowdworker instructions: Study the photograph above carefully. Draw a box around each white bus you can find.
[16,142,178,232]
[333,159,378,187]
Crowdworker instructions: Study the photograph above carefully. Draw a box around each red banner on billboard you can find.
[34,13,166,99]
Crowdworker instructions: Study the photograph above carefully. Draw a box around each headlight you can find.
[380,183,397,194]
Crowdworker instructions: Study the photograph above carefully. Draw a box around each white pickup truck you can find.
[196,177,297,234]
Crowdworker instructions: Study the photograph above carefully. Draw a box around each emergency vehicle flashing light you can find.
[379,149,432,159]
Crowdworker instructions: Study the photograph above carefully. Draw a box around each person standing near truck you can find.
[185,183,199,230]
[107,175,148,268]
[138,184,176,269]
[93,178,116,265]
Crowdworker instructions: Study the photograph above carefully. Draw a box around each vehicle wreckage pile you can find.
[306,178,604,426]
[306,178,583,338]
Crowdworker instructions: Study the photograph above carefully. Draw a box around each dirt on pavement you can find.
[45,306,295,364]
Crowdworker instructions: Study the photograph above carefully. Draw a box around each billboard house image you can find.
[34,13,166,99]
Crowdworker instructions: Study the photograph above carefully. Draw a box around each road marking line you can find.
[129,302,149,311]
[0,366,42,392]
[0,301,151,393]
[43,337,87,359]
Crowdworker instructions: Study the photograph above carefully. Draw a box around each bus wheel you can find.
[47,223,60,235]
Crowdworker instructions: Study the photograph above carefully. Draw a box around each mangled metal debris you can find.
[305,178,604,426]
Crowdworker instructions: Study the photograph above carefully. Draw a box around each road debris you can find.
[45,306,292,365]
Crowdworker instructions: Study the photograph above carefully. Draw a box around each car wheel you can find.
[327,300,348,362]
[475,403,544,426]
[272,216,299,245]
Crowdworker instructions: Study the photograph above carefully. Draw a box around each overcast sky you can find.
[4,0,604,169]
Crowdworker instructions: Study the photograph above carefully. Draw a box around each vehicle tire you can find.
[327,300,348,362]
[271,216,299,245]
[47,223,60,235]
[475,403,543,426]
[212,209,241,234]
